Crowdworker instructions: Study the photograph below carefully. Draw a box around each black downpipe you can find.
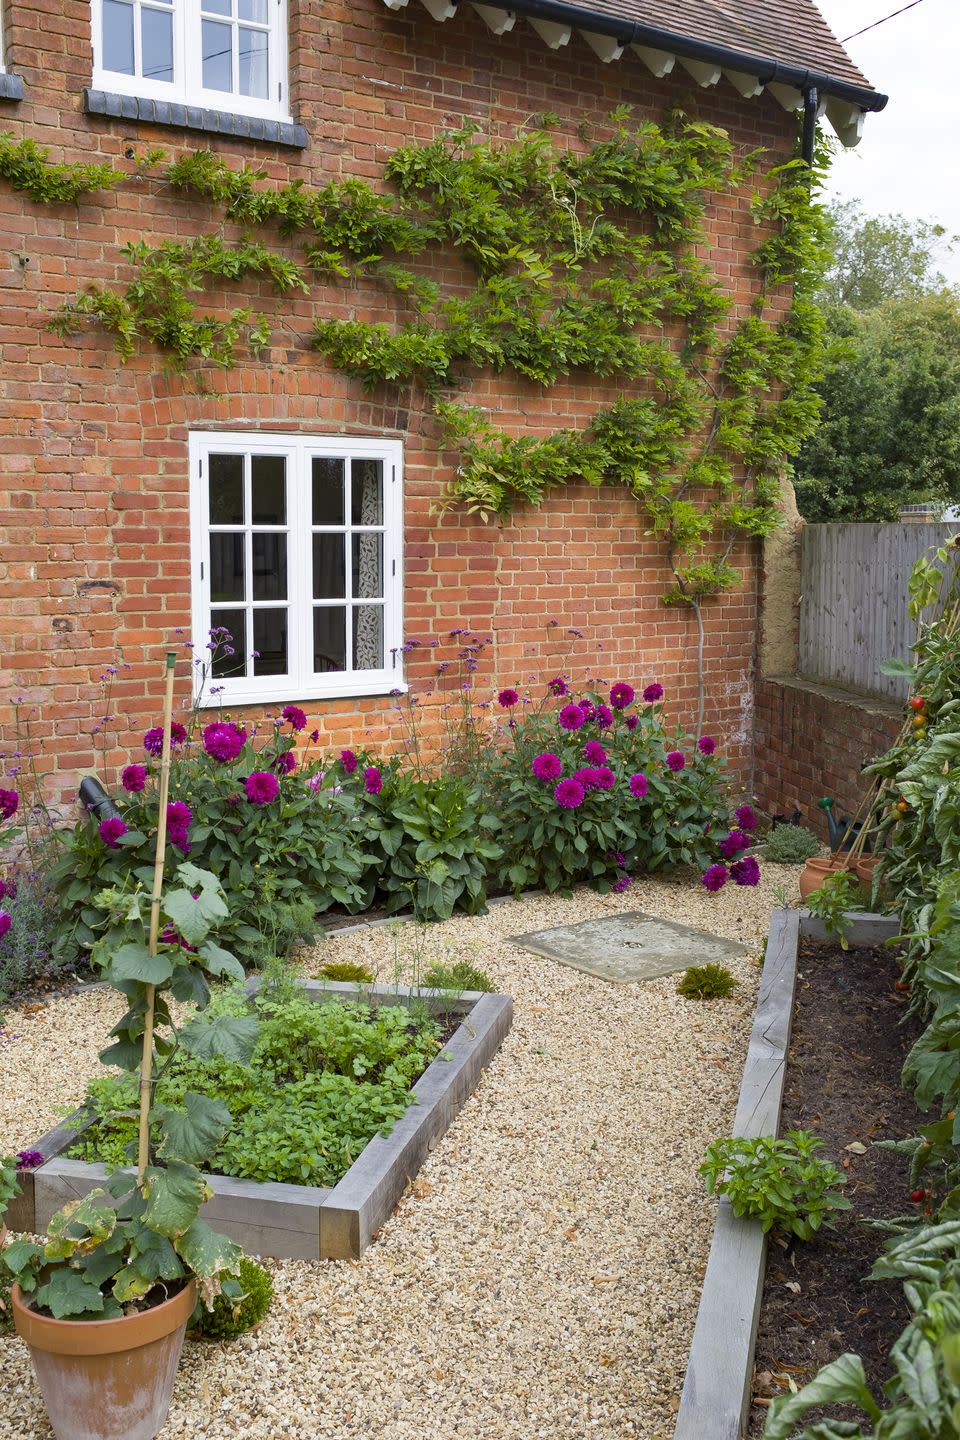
[801,85,819,165]
[78,776,121,821]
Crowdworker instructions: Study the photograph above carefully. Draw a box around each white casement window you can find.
[91,0,289,120]
[189,432,404,707]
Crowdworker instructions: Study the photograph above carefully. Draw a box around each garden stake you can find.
[137,651,178,1184]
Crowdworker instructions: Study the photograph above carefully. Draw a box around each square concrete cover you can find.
[512,910,747,983]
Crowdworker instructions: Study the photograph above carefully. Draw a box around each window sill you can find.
[195,678,407,709]
[0,73,25,102]
[83,87,307,148]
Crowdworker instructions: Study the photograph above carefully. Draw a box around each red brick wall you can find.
[0,0,798,801]
[753,676,904,840]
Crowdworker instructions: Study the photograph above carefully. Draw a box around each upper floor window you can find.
[189,432,404,708]
[92,0,289,119]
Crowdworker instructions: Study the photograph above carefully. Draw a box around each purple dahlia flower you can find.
[559,704,586,732]
[583,740,607,765]
[245,771,280,805]
[719,829,749,859]
[701,864,728,893]
[666,751,685,773]
[99,817,128,849]
[554,778,585,810]
[730,856,761,887]
[497,688,519,708]
[281,705,307,732]
[121,764,148,794]
[0,788,19,820]
[532,752,563,782]
[610,682,634,710]
[628,773,648,799]
[697,736,716,756]
[143,723,187,756]
[202,721,246,764]
[364,766,383,796]
[340,749,358,774]
[735,804,757,832]
[642,684,664,704]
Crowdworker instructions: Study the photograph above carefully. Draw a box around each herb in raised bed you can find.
[71,989,442,1188]
[700,1130,851,1241]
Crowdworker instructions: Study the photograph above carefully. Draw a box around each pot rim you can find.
[12,1277,197,1357]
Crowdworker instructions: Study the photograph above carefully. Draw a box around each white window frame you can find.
[189,431,405,709]
[90,0,291,122]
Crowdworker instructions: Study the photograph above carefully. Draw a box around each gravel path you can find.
[0,867,800,1440]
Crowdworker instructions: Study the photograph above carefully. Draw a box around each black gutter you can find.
[487,0,888,113]
[801,84,819,163]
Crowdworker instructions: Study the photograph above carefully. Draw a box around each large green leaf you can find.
[764,1354,881,1440]
[163,889,211,946]
[179,1014,259,1065]
[142,1160,208,1239]
[175,1217,242,1279]
[35,1268,108,1320]
[44,1190,117,1258]
[99,1037,143,1071]
[197,939,244,983]
[155,1092,232,1165]
[106,943,174,986]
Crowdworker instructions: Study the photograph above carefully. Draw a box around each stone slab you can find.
[20,979,512,1261]
[512,910,747,983]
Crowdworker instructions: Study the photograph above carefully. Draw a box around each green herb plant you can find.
[423,959,495,994]
[316,960,376,984]
[676,963,737,1000]
[762,823,821,864]
[805,867,861,949]
[700,1130,851,1241]
[189,1255,273,1341]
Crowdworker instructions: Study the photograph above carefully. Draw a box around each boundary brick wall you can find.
[0,0,798,803]
[753,676,903,841]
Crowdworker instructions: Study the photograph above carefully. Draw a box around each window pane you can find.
[239,26,269,97]
[239,0,268,20]
[313,534,345,599]
[252,534,286,601]
[202,18,233,92]
[210,534,244,603]
[102,0,135,75]
[201,0,231,14]
[251,609,287,676]
[312,458,344,525]
[209,453,244,524]
[313,608,346,673]
[353,606,384,671]
[141,7,174,81]
[352,533,382,600]
[210,609,246,678]
[251,455,285,524]
[352,459,383,525]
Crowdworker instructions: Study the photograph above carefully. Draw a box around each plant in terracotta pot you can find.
[0,657,258,1440]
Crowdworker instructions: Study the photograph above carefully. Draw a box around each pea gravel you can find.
[0,866,801,1440]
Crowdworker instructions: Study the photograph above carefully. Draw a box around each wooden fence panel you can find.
[798,523,956,700]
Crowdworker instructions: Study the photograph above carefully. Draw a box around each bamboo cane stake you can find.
[137,652,178,1186]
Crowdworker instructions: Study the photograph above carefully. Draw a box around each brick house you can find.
[0,0,882,801]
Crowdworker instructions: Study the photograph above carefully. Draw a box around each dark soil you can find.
[747,937,924,1435]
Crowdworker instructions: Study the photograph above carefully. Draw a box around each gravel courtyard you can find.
[0,867,800,1440]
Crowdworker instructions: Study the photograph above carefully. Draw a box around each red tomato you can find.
[910,695,926,710]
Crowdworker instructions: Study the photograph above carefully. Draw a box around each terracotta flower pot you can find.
[798,854,850,901]
[854,854,879,892]
[12,1278,196,1440]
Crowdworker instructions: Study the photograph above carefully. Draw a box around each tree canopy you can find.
[818,199,957,311]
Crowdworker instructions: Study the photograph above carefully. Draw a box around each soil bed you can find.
[748,937,924,1435]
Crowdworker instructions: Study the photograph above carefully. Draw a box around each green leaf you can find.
[197,940,244,982]
[155,1092,232,1165]
[179,1014,259,1065]
[163,889,211,946]
[142,1160,208,1239]
[98,1037,144,1071]
[105,943,174,985]
[35,1268,107,1320]
[175,1217,242,1279]
[764,1354,881,1440]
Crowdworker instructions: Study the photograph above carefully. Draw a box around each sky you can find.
[815,0,960,284]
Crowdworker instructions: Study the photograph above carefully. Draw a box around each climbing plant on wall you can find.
[0,112,832,620]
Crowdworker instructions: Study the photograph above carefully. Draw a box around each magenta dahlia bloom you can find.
[612,873,632,893]
[0,788,19,820]
[583,740,607,765]
[594,704,614,729]
[203,721,246,764]
[625,715,639,732]
[245,771,280,805]
[0,878,16,903]
[309,729,320,744]
[497,688,519,708]
[15,1149,43,1170]
[143,723,187,756]
[628,772,648,799]
[547,676,568,697]
[559,704,586,731]
[364,766,383,796]
[166,801,192,854]
[532,752,563,782]
[0,910,10,939]
[697,736,716,756]
[735,804,758,832]
[666,751,685,773]
[610,682,635,710]
[273,752,296,775]
[281,704,307,732]
[594,766,616,790]
[121,764,148,794]
[554,778,585,809]
[579,701,596,722]
[340,749,358,774]
[642,683,664,704]
[573,767,601,791]
[719,828,749,859]
[702,863,728,893]
[731,856,761,887]
[99,816,128,849]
